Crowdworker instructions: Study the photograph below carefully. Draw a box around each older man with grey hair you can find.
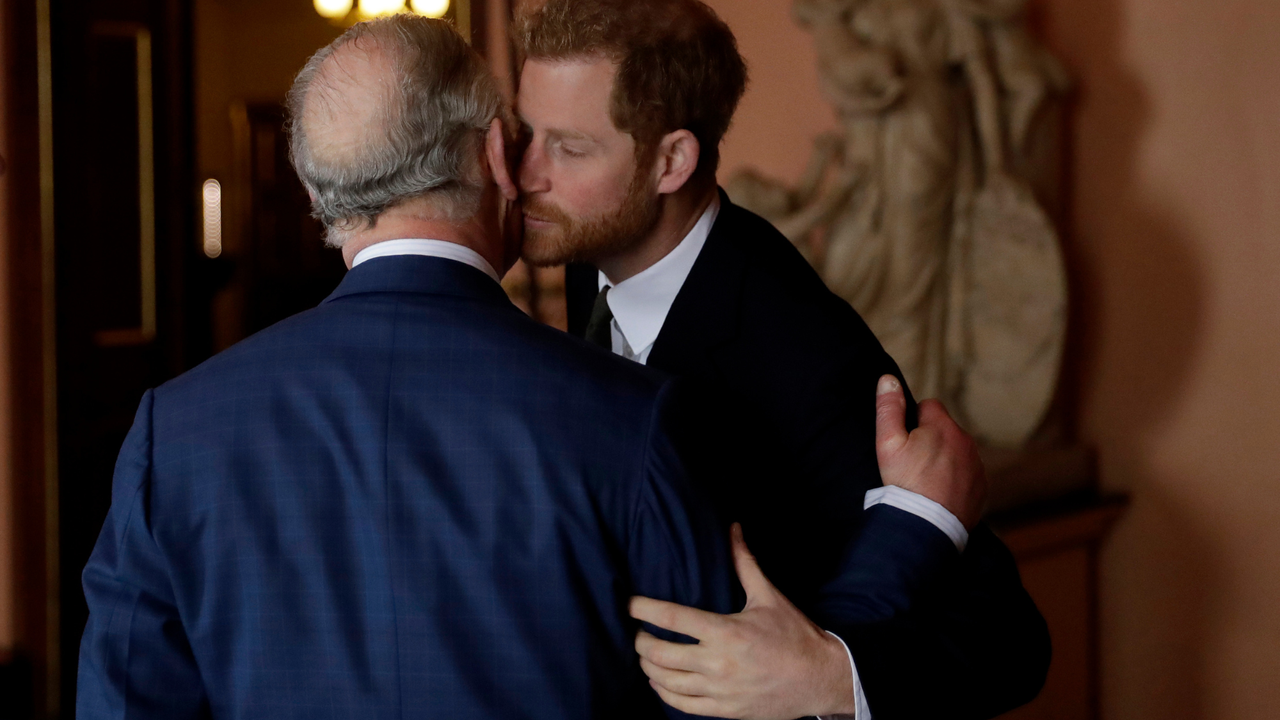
[288,13,515,260]
[75,15,739,720]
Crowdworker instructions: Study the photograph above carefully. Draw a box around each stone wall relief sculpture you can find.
[729,0,1071,449]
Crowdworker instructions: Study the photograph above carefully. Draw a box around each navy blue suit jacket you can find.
[77,255,738,720]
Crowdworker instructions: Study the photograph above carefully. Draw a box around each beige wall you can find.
[1038,1,1280,718]
[0,0,13,652]
[707,0,1280,718]
[706,0,835,184]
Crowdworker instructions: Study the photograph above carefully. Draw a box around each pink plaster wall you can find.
[703,0,836,184]
[709,0,1280,717]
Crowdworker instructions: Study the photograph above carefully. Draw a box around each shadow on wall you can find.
[1037,0,1220,717]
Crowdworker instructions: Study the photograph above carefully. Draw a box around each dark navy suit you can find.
[77,255,738,720]
[566,192,1051,719]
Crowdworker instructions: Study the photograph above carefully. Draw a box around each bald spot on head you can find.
[301,37,400,171]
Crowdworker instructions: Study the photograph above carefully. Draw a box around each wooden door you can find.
[47,0,204,715]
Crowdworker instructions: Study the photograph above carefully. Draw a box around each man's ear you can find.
[653,129,701,196]
[486,117,518,202]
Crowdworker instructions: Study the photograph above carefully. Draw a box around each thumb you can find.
[875,375,908,462]
[731,523,777,608]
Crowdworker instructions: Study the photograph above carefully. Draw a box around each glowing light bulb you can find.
[314,0,354,19]
[358,0,406,18]
[410,0,450,18]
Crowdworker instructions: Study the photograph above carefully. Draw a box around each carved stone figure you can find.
[728,0,1069,447]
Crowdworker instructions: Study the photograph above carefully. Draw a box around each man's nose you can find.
[518,143,551,195]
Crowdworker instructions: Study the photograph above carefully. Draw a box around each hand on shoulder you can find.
[875,375,987,530]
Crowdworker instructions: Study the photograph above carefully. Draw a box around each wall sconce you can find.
[202,178,223,259]
[314,0,453,23]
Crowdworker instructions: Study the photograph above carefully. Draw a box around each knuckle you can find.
[668,674,697,695]
[652,646,675,667]
[642,641,665,664]
[658,608,682,630]
[635,633,654,656]
[651,608,672,630]
[708,656,729,677]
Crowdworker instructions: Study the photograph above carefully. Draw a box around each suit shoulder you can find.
[154,292,671,424]
[504,308,672,398]
[151,304,334,406]
[717,203,888,364]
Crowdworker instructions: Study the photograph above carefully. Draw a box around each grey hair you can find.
[286,15,503,247]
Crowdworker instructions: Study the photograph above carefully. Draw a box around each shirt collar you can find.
[599,195,720,357]
[352,238,501,284]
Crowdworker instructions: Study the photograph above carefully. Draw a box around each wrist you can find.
[815,630,859,717]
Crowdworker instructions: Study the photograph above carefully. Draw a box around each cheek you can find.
[550,159,637,216]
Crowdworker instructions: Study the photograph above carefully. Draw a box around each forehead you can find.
[517,57,621,136]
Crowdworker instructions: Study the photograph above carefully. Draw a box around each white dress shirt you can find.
[352,238,500,283]
[596,197,970,720]
[598,197,719,363]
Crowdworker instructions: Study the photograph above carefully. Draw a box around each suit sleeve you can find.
[819,524,1051,720]
[77,390,211,720]
[627,381,742,720]
[799,363,1051,720]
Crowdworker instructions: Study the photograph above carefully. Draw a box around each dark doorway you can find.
[47,0,206,715]
[225,102,345,343]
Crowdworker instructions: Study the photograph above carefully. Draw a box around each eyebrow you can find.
[548,129,597,143]
[519,117,599,145]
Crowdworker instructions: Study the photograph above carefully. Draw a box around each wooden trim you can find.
[88,22,156,349]
[4,0,58,714]
[455,0,471,46]
[34,0,59,712]
[995,495,1129,561]
[469,0,487,56]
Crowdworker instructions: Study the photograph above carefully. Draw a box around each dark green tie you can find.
[585,287,613,350]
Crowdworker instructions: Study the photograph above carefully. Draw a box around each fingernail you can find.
[877,375,900,396]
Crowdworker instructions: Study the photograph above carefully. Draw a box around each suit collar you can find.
[323,254,513,308]
[351,238,501,283]
[597,195,720,360]
[646,188,746,372]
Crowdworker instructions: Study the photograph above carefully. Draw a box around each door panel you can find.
[83,23,153,346]
[49,0,195,715]
[233,102,345,339]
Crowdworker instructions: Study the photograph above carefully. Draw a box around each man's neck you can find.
[596,181,718,285]
[341,198,503,273]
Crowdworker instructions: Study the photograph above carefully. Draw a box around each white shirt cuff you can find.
[818,630,870,720]
[864,486,969,552]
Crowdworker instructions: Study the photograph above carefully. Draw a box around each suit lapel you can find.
[645,190,746,375]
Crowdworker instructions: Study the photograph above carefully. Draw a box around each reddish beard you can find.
[521,167,661,267]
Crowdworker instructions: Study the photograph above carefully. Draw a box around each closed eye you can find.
[556,143,588,159]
